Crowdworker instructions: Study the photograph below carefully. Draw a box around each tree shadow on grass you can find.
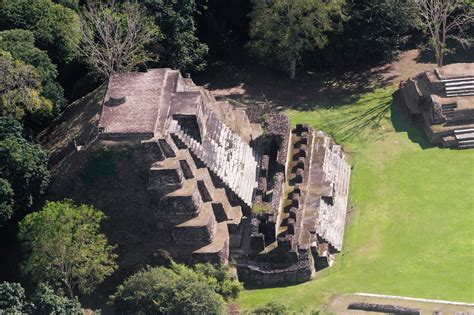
[193,61,396,111]
[390,91,435,150]
[312,93,393,146]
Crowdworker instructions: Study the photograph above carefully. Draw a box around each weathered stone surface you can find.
[399,63,474,148]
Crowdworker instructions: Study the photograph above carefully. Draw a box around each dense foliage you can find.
[194,263,243,300]
[248,0,343,78]
[112,263,242,314]
[18,200,117,298]
[0,29,65,114]
[142,0,209,72]
[0,282,82,314]
[29,283,82,315]
[0,281,26,313]
[0,0,80,64]
[0,178,14,226]
[337,0,418,64]
[0,118,50,212]
[0,52,53,122]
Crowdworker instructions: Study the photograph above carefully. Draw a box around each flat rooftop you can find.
[99,69,168,136]
[437,63,474,79]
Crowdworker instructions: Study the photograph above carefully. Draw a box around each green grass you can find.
[237,88,474,313]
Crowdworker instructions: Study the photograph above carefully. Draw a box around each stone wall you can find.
[237,249,315,286]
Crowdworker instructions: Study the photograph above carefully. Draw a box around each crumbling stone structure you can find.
[96,68,351,284]
[399,63,474,148]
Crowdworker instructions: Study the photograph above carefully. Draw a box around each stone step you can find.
[446,91,474,97]
[458,139,474,145]
[170,118,257,207]
[458,143,474,149]
[192,221,229,264]
[444,80,474,87]
[439,76,474,82]
[455,128,474,134]
[455,132,474,140]
[446,85,474,92]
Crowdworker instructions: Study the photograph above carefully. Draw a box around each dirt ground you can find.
[193,49,463,111]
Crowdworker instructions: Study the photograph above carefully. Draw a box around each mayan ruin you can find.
[399,63,474,149]
[94,68,351,284]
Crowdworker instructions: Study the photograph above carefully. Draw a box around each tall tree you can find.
[0,29,66,113]
[18,200,117,298]
[0,119,50,211]
[0,0,81,64]
[142,0,209,72]
[415,0,474,66]
[0,52,53,121]
[76,1,161,78]
[343,0,418,63]
[248,0,343,78]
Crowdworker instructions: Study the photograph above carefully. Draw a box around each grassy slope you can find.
[237,88,474,312]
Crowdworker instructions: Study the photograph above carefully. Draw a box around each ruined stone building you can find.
[95,68,351,285]
[399,63,474,149]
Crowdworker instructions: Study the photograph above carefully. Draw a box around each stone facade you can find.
[95,68,351,285]
[399,63,474,149]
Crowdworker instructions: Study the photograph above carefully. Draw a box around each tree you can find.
[342,0,418,63]
[0,29,66,112]
[0,282,26,313]
[0,126,50,209]
[30,283,82,315]
[18,200,117,298]
[415,0,474,66]
[248,0,343,78]
[112,264,226,315]
[76,1,161,78]
[0,29,66,113]
[0,52,53,121]
[0,178,14,226]
[194,263,243,300]
[142,0,209,72]
[0,0,81,64]
[0,282,82,314]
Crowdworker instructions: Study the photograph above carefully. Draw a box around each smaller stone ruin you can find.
[399,63,474,148]
[238,120,351,286]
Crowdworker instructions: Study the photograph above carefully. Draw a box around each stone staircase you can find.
[441,104,456,119]
[442,77,474,98]
[455,128,474,149]
[168,118,257,207]
[317,138,351,252]
[148,137,245,262]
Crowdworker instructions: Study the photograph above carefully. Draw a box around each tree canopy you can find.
[0,0,80,64]
[0,52,53,121]
[0,282,82,314]
[0,118,50,212]
[112,264,229,315]
[18,200,117,298]
[76,1,161,78]
[142,0,209,72]
[248,0,343,78]
[0,29,66,113]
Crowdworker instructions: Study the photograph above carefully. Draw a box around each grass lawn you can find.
[237,88,474,313]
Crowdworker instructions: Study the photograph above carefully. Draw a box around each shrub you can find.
[0,282,26,313]
[112,264,226,315]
